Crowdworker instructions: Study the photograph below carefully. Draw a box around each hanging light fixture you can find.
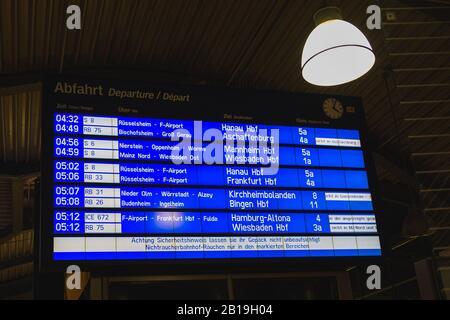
[301,7,375,86]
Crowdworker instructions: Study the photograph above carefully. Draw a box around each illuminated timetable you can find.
[50,113,381,260]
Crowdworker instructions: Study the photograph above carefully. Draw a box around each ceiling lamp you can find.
[301,7,375,86]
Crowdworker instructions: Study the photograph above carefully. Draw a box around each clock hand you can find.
[331,99,339,112]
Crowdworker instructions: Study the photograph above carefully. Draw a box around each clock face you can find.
[323,98,344,119]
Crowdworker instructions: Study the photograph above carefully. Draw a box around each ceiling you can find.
[0,0,449,252]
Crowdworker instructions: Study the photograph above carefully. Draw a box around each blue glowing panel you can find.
[321,170,346,189]
[318,149,342,167]
[341,150,365,168]
[298,169,323,188]
[295,147,319,166]
[315,128,337,140]
[49,111,381,262]
[301,191,327,210]
[345,170,369,189]
[338,129,360,140]
[291,127,315,145]
[305,214,331,233]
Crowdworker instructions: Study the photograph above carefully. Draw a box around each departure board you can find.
[40,76,382,269]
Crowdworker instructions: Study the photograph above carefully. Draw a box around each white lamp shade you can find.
[301,19,375,86]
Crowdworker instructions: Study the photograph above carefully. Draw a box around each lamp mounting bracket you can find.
[313,6,343,26]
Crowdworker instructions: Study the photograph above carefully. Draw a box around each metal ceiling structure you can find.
[0,0,449,292]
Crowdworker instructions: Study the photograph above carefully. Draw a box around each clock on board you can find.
[323,98,344,119]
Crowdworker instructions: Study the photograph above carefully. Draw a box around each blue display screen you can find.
[51,114,381,261]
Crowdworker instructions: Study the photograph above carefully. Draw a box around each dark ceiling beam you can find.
[0,163,40,177]
[391,0,450,21]
[372,151,417,187]
[0,73,43,89]
[0,83,41,96]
